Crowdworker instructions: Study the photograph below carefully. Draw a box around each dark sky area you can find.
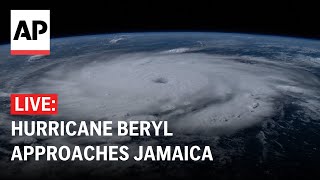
[0,1,319,43]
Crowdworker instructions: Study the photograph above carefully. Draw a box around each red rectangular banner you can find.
[10,94,58,115]
[10,50,50,55]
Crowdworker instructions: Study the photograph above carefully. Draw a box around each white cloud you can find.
[21,53,319,135]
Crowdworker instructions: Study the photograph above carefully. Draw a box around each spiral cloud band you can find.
[1,33,320,178]
[23,52,319,135]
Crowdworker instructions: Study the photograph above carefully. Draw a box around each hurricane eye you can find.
[152,77,168,84]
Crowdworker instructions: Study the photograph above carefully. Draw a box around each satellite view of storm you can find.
[0,32,320,179]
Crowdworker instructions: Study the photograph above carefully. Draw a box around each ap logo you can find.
[11,10,50,55]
